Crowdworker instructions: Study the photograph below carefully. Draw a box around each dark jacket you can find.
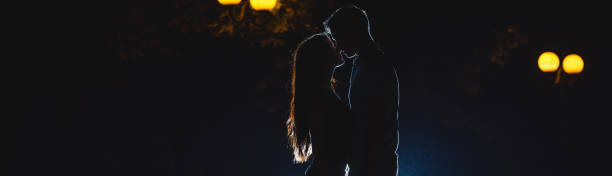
[346,46,399,176]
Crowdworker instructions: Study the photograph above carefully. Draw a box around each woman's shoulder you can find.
[297,33,333,52]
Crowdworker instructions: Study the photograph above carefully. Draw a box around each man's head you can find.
[323,5,374,57]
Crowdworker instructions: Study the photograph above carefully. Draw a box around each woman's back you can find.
[292,33,352,175]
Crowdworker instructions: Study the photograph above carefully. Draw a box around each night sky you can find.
[10,1,611,176]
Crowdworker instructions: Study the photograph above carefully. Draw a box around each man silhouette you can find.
[323,5,400,176]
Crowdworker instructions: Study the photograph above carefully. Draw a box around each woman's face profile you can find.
[328,27,358,58]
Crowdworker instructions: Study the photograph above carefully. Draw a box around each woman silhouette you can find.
[287,5,399,176]
[287,32,351,175]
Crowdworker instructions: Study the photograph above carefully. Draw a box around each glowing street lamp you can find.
[218,0,241,5]
[562,54,584,74]
[250,0,277,11]
[537,51,584,84]
[538,52,560,72]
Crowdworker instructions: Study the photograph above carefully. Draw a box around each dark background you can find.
[10,1,611,175]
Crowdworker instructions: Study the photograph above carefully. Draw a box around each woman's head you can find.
[323,5,375,57]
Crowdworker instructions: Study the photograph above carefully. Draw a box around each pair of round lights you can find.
[218,0,277,11]
[538,52,584,74]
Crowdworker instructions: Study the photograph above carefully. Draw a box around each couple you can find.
[287,5,400,176]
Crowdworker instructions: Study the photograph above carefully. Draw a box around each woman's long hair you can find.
[287,33,338,163]
[286,35,314,163]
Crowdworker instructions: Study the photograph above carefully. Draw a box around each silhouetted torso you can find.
[294,33,351,176]
[347,46,399,176]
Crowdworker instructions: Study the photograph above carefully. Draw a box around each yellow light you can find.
[538,52,560,72]
[218,0,241,5]
[250,0,276,11]
[562,54,584,74]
